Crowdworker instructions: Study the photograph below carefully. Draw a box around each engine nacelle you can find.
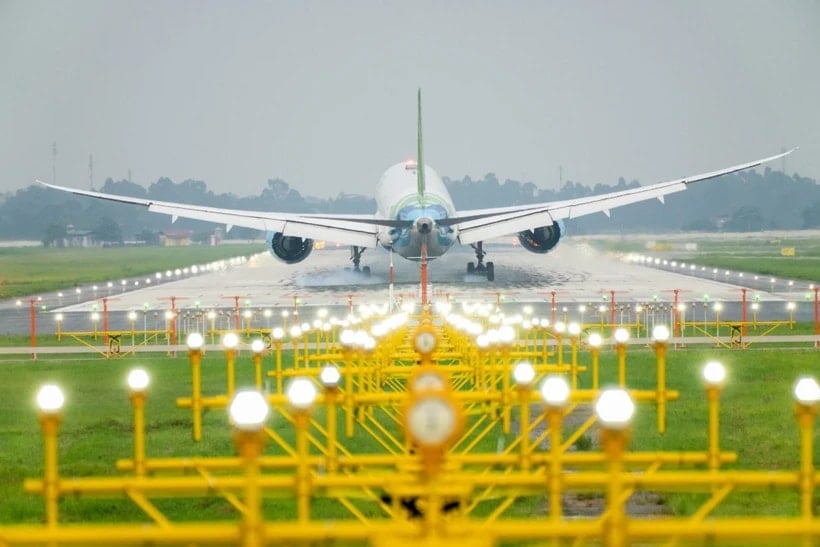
[266,231,313,264]
[517,221,564,254]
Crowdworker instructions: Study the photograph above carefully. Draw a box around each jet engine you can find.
[517,221,564,254]
[266,231,313,264]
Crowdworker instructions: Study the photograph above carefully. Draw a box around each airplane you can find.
[40,90,795,281]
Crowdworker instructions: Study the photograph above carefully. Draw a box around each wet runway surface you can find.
[0,241,813,335]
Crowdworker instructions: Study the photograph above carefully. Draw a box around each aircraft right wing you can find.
[37,181,402,248]
[445,148,797,245]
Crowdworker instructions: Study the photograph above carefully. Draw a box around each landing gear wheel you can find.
[468,242,494,280]
[362,266,371,277]
[350,246,366,273]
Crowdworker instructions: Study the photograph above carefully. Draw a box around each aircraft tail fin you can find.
[417,88,426,201]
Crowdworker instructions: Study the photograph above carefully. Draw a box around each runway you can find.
[0,240,813,335]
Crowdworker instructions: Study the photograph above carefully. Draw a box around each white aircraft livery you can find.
[41,91,795,281]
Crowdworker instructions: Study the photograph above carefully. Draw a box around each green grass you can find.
[582,232,820,283]
[0,244,262,299]
[671,254,820,283]
[0,344,817,533]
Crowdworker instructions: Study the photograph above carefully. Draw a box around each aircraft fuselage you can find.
[374,161,457,261]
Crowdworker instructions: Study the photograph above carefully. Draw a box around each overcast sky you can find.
[1,1,817,199]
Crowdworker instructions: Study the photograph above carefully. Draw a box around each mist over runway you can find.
[0,240,811,336]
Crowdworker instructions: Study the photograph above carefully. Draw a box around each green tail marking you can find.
[417,88,426,202]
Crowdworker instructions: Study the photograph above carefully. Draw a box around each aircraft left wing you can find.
[37,181,394,248]
[446,148,797,245]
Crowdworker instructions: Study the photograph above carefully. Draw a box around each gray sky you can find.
[1,1,818,199]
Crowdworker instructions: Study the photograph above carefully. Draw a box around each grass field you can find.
[583,232,820,283]
[0,345,817,530]
[0,244,262,299]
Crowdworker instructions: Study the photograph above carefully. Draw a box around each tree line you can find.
[0,167,818,246]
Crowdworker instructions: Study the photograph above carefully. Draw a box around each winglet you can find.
[417,88,426,202]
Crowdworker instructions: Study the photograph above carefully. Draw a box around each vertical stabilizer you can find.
[417,89,426,202]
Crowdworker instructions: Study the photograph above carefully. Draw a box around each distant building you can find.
[208,227,223,246]
[60,225,95,248]
[159,230,194,247]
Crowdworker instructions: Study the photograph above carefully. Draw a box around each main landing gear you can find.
[348,246,371,276]
[467,241,494,281]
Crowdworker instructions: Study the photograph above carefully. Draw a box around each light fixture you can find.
[127,368,150,392]
[594,388,635,429]
[319,365,341,388]
[229,391,270,431]
[286,377,318,410]
[793,377,820,404]
[652,325,670,342]
[223,332,239,349]
[512,361,536,386]
[540,376,570,407]
[186,332,204,349]
[702,361,726,386]
[36,384,65,413]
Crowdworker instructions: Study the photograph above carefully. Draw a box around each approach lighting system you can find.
[186,332,204,350]
[223,332,239,349]
[793,377,820,404]
[512,361,536,386]
[36,384,65,413]
[414,328,438,354]
[410,370,447,393]
[127,369,150,392]
[594,388,635,429]
[703,361,727,387]
[251,339,265,354]
[587,332,603,347]
[652,325,671,342]
[407,396,458,446]
[614,328,630,344]
[319,365,342,388]
[286,378,318,410]
[229,391,270,431]
[540,375,570,407]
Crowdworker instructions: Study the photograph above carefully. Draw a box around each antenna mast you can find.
[52,142,57,184]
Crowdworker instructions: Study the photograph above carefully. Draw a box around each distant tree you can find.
[42,223,67,247]
[801,200,820,228]
[723,206,766,232]
[681,218,718,232]
[92,217,123,244]
[136,229,160,245]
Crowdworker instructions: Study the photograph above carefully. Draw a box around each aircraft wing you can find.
[447,148,797,245]
[37,181,391,248]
